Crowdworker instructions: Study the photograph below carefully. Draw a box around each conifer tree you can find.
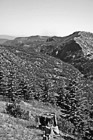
[0,71,4,96]
[57,79,91,138]
[0,71,7,99]
[6,71,16,102]
[17,80,29,101]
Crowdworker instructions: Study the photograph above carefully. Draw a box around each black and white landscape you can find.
[0,31,93,140]
[0,0,93,140]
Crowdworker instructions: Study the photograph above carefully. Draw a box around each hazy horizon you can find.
[0,0,93,37]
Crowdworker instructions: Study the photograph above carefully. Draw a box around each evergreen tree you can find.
[57,79,92,139]
[0,71,4,96]
[17,80,29,101]
[35,79,49,102]
[0,71,7,99]
[6,71,16,102]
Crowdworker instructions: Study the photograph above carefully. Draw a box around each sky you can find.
[0,0,93,37]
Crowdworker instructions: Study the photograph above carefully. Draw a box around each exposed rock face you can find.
[38,31,93,79]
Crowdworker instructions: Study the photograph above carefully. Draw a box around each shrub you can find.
[6,102,29,120]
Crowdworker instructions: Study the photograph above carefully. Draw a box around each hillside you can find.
[0,101,63,140]
[0,35,16,45]
[39,31,93,79]
[3,31,93,79]
[1,31,93,140]
[3,35,48,49]
[0,39,8,44]
[1,45,85,102]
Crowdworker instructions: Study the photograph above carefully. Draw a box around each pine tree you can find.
[36,79,49,102]
[6,71,16,102]
[0,71,7,99]
[0,71,4,96]
[17,80,29,101]
[57,79,93,139]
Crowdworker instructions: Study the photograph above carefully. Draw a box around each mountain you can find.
[1,44,85,101]
[0,35,16,44]
[38,31,93,80]
[0,44,84,140]
[3,31,93,79]
[1,31,93,140]
[0,35,16,40]
[3,35,48,47]
[0,39,8,44]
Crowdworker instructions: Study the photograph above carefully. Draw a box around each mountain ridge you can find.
[3,31,93,79]
[0,35,16,40]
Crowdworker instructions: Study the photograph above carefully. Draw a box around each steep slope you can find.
[39,31,93,79]
[0,45,85,102]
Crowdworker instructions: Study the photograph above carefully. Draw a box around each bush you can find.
[6,102,29,120]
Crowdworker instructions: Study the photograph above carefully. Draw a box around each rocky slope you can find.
[39,31,93,79]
